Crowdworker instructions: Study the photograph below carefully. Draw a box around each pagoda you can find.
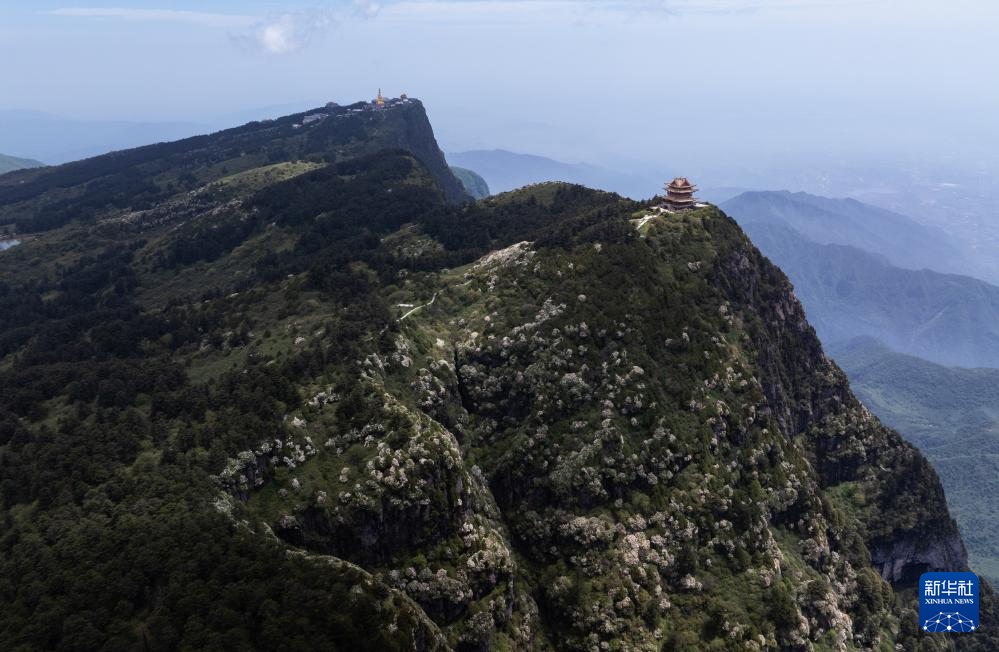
[374,88,386,108]
[661,177,698,211]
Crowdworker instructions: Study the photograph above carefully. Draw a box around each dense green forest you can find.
[0,101,995,651]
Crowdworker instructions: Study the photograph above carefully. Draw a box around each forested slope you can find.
[0,104,994,651]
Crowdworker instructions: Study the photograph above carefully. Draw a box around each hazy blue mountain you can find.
[697,186,753,204]
[447,149,658,199]
[721,190,980,279]
[831,337,999,582]
[449,165,490,198]
[742,221,999,368]
[0,153,43,175]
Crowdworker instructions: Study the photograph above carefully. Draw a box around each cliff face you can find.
[367,99,470,203]
[706,218,971,583]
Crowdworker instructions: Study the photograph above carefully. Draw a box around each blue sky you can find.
[2,1,999,174]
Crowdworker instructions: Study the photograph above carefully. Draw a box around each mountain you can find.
[0,153,43,175]
[721,190,983,280]
[447,149,658,199]
[735,220,999,368]
[450,166,490,198]
[697,186,753,205]
[0,98,467,235]
[830,337,999,584]
[0,102,996,650]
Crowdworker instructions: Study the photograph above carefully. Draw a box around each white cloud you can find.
[353,0,383,19]
[241,9,338,55]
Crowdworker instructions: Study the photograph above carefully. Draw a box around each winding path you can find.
[398,291,439,322]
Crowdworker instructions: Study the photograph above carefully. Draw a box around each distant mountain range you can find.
[0,153,43,175]
[721,190,979,279]
[740,221,999,368]
[831,337,999,583]
[447,149,658,199]
[722,191,999,368]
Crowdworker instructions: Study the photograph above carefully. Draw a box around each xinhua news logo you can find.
[919,572,979,633]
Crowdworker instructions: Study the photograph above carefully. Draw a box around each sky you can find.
[2,1,999,181]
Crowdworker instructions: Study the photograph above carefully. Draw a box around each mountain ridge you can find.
[0,97,468,234]
[0,103,995,650]
[735,220,999,368]
[722,190,982,281]
[0,108,206,165]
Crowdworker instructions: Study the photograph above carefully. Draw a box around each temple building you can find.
[373,88,386,108]
[661,177,698,211]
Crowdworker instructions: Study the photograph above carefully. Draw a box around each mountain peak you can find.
[0,97,467,234]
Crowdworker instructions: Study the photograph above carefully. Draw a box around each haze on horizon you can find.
[3,0,999,190]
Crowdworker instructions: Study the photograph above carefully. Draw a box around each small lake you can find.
[0,239,20,251]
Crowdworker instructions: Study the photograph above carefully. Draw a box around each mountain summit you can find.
[0,102,995,651]
[0,96,467,235]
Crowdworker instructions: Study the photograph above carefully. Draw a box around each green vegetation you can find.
[0,99,467,235]
[723,189,999,587]
[831,337,999,584]
[0,103,995,650]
